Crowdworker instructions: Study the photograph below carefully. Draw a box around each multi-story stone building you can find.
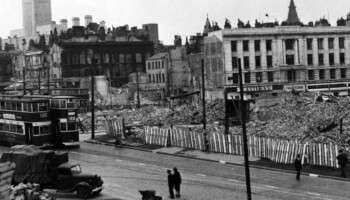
[205,0,350,99]
[145,53,169,91]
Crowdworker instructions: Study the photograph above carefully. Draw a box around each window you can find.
[256,72,262,83]
[339,37,345,49]
[318,38,324,50]
[231,73,239,84]
[266,40,272,51]
[340,53,345,64]
[68,123,76,131]
[162,61,164,69]
[244,73,250,83]
[0,102,4,109]
[319,69,325,80]
[40,126,49,135]
[308,70,314,80]
[287,70,296,82]
[328,38,334,49]
[330,69,336,79]
[243,40,249,51]
[341,68,347,78]
[231,41,237,52]
[254,40,260,52]
[232,57,238,68]
[148,75,151,82]
[307,54,313,66]
[318,54,324,66]
[307,38,313,50]
[136,53,142,63]
[267,72,274,82]
[285,39,295,50]
[329,53,335,66]
[162,74,165,82]
[60,122,67,131]
[33,126,39,136]
[255,56,261,68]
[147,62,151,70]
[243,56,250,69]
[267,56,273,68]
[286,55,294,65]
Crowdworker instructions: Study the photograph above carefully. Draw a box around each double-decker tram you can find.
[0,95,80,146]
[0,95,52,145]
[49,96,79,145]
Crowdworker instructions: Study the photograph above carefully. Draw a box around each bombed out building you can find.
[54,17,155,87]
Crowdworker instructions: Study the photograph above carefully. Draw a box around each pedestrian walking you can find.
[173,168,182,198]
[294,154,302,181]
[337,150,348,178]
[167,169,175,199]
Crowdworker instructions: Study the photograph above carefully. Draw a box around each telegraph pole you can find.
[136,71,141,108]
[237,58,252,200]
[201,59,208,151]
[91,76,95,140]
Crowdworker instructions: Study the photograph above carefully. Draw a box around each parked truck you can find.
[1,145,103,199]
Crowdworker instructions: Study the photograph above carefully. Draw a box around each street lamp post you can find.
[237,58,252,200]
[201,59,208,151]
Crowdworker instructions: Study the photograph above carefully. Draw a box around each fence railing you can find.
[143,126,341,168]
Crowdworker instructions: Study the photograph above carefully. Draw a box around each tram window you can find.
[40,126,49,135]
[60,123,67,131]
[11,102,17,111]
[33,127,39,136]
[51,100,59,108]
[5,102,11,110]
[39,103,47,111]
[68,122,76,131]
[0,123,3,130]
[0,101,4,109]
[10,125,16,133]
[16,125,23,134]
[17,102,22,111]
[60,100,67,108]
[32,103,38,112]
[3,124,9,131]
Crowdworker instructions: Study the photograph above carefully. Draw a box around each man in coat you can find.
[337,150,348,178]
[294,154,302,181]
[167,169,175,199]
[173,168,182,198]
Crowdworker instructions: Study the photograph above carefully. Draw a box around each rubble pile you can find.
[241,93,350,145]
[10,183,56,200]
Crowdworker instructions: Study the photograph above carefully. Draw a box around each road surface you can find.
[0,143,349,200]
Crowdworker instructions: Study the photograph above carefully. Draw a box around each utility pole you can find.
[47,56,51,95]
[237,58,252,200]
[201,59,208,151]
[23,56,27,95]
[91,76,95,140]
[136,71,141,108]
[38,68,41,94]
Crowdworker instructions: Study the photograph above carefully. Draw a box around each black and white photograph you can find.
[1,0,350,199]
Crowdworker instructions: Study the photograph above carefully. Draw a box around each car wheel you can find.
[77,186,91,199]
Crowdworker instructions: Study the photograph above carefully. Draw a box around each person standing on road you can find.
[173,168,182,198]
[294,154,302,181]
[167,169,175,199]
[337,150,348,178]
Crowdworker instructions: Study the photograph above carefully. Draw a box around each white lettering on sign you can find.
[284,85,305,92]
[237,85,273,92]
[3,114,16,120]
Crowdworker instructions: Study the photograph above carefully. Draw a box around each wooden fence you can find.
[143,127,341,168]
[144,127,169,146]
[105,117,124,139]
[0,162,15,199]
[170,127,205,151]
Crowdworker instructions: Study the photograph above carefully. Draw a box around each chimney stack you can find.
[85,15,93,27]
[60,19,68,30]
[72,17,80,27]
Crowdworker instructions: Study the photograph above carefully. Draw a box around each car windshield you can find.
[71,165,82,174]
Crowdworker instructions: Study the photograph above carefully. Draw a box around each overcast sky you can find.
[0,0,350,44]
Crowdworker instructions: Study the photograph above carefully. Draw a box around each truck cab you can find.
[55,163,103,199]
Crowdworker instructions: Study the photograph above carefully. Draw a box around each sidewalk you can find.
[84,134,350,182]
